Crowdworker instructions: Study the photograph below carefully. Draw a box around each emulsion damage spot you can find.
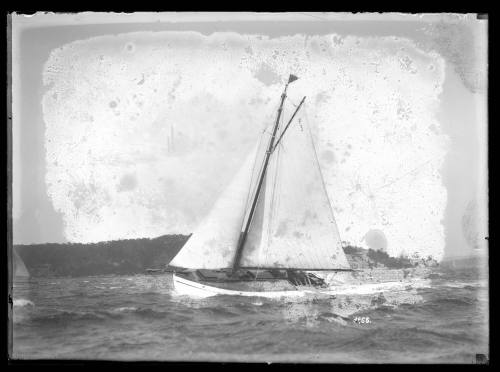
[322,150,335,164]
[117,174,137,192]
[254,63,280,86]
[363,229,388,252]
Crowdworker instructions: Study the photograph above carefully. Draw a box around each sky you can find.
[11,12,488,261]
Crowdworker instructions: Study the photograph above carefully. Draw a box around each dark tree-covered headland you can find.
[13,236,439,278]
[14,234,190,278]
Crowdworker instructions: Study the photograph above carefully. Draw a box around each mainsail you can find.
[240,108,350,270]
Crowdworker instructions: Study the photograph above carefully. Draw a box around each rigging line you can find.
[259,98,283,136]
[259,153,275,269]
[256,163,275,269]
[304,104,345,263]
[268,137,282,246]
[248,95,287,270]
[244,98,283,211]
[244,180,267,261]
[243,131,267,214]
[243,158,267,234]
[375,156,444,192]
[241,156,271,268]
[265,102,288,268]
[273,96,307,153]
[253,175,267,271]
[263,108,286,268]
[259,142,281,265]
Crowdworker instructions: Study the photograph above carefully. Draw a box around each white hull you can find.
[173,274,312,298]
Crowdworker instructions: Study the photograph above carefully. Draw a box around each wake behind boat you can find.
[169,74,353,297]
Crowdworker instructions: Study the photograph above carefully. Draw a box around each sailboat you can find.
[169,74,353,298]
[13,248,30,279]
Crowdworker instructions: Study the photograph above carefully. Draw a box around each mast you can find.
[272,96,306,153]
[231,74,299,274]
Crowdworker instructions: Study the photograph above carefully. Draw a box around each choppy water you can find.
[11,270,488,363]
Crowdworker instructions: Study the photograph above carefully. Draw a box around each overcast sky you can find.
[11,12,487,260]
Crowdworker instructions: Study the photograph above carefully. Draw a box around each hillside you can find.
[14,234,189,278]
[14,237,438,278]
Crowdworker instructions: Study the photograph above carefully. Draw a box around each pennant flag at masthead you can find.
[288,74,299,83]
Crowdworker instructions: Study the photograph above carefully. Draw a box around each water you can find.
[11,270,488,363]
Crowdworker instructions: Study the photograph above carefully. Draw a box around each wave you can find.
[13,299,34,307]
[317,311,351,325]
[428,296,478,307]
[28,310,107,324]
[16,305,177,325]
[438,281,479,288]
[111,306,138,313]
[323,278,431,296]
[197,306,241,318]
